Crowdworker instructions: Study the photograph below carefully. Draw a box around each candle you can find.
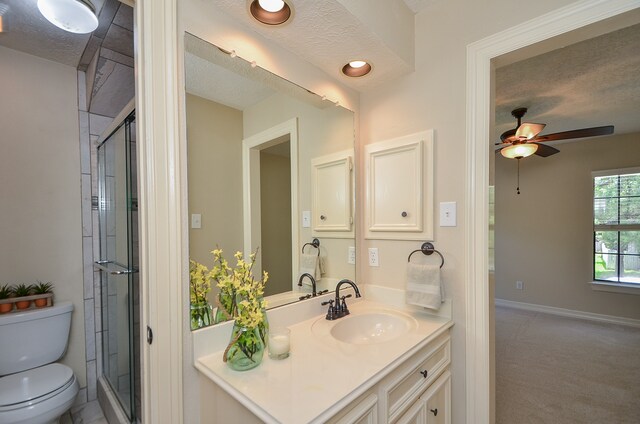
[268,327,291,359]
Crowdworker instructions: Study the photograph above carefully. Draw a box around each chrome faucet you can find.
[322,279,361,320]
[298,273,317,297]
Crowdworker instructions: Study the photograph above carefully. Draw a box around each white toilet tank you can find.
[0,301,73,376]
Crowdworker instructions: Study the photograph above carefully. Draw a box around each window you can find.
[593,168,640,285]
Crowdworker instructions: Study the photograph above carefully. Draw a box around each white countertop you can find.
[194,296,452,424]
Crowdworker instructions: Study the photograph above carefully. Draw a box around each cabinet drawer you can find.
[380,333,450,423]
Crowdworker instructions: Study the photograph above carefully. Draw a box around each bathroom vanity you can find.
[193,288,452,423]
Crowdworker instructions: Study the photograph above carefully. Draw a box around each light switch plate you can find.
[439,202,457,227]
[191,213,202,229]
[302,210,311,228]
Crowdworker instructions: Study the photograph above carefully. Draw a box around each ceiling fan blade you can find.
[515,122,546,140]
[532,125,614,142]
[500,128,516,142]
[532,143,560,157]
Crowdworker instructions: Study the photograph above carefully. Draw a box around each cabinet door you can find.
[364,130,434,240]
[312,151,353,235]
[422,371,450,424]
[395,401,427,424]
[334,393,378,424]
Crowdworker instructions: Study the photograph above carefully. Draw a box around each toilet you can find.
[0,302,79,424]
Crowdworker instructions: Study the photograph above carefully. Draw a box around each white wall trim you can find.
[135,0,183,422]
[465,1,640,423]
[590,281,640,295]
[495,298,640,328]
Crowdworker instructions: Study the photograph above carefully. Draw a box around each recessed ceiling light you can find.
[250,0,291,25]
[341,60,372,77]
[37,0,98,34]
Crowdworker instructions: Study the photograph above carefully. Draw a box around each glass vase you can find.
[214,292,235,324]
[225,323,265,371]
[190,302,212,330]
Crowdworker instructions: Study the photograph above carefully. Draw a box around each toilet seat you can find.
[0,364,75,411]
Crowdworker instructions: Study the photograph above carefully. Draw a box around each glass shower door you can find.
[96,111,138,422]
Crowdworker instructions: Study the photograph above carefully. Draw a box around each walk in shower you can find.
[94,110,141,423]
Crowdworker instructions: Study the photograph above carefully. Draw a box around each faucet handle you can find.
[321,299,336,320]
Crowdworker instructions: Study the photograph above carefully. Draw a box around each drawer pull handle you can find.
[320,215,326,220]
[420,370,428,378]
[401,211,408,217]
[430,408,438,416]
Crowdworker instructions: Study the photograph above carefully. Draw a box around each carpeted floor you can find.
[495,305,640,424]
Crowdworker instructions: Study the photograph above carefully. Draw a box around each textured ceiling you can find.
[494,23,640,144]
[401,0,441,14]
[210,0,415,91]
[0,0,105,67]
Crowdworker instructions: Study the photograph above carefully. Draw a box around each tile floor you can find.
[60,400,108,424]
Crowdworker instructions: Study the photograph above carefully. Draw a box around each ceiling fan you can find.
[495,107,614,159]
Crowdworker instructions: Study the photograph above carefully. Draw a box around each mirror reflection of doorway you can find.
[260,141,292,296]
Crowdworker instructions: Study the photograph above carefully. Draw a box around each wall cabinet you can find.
[364,131,434,240]
[311,150,354,237]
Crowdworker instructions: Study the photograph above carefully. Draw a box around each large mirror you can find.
[185,33,356,328]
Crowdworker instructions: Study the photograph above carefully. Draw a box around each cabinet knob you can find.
[320,215,326,220]
[401,211,408,217]
[420,370,428,378]
[430,408,438,416]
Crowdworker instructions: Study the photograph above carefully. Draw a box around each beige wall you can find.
[260,151,293,296]
[186,94,244,267]
[359,1,575,422]
[494,133,640,319]
[0,46,86,386]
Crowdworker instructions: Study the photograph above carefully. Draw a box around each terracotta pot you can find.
[0,303,13,314]
[34,298,48,308]
[15,300,31,310]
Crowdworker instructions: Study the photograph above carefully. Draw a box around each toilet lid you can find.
[0,363,74,407]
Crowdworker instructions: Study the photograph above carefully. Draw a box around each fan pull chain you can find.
[516,158,521,195]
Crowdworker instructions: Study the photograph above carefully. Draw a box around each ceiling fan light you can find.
[37,0,98,34]
[500,143,538,159]
[515,122,545,140]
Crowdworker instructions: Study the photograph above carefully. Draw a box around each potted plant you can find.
[0,284,13,314]
[32,281,53,307]
[13,283,33,310]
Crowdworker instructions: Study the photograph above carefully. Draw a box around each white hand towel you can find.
[406,263,443,310]
[299,253,321,284]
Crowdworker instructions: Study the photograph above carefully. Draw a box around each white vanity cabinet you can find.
[329,331,451,424]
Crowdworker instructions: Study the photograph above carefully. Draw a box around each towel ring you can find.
[407,242,444,268]
[302,238,320,256]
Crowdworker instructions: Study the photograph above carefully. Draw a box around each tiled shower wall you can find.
[78,70,116,404]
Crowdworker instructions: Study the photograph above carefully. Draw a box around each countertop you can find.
[194,296,452,424]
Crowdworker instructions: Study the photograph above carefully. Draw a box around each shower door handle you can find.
[94,261,136,275]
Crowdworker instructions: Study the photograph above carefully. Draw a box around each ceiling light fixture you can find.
[500,143,538,159]
[0,3,9,33]
[37,0,98,34]
[250,0,291,25]
[341,60,372,77]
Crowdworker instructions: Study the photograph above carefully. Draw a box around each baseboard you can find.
[495,298,640,328]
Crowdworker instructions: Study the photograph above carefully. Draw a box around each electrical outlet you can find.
[516,281,523,290]
[368,248,379,267]
[348,247,356,264]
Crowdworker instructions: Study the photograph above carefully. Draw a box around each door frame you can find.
[464,0,640,422]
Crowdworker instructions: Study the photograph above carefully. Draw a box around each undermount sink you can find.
[328,311,415,345]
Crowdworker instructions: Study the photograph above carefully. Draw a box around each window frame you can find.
[592,167,640,287]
